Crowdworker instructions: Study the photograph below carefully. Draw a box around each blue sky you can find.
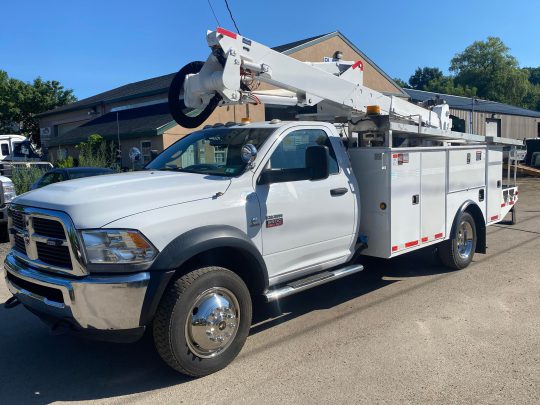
[1,0,539,99]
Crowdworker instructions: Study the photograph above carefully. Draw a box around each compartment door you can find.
[421,151,446,243]
[487,148,503,222]
[390,152,421,253]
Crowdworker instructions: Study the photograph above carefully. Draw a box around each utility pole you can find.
[116,111,122,165]
[470,97,477,134]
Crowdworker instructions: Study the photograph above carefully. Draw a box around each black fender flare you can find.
[150,225,268,284]
[140,225,268,327]
[449,200,486,254]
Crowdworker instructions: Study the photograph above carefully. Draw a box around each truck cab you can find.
[0,135,42,162]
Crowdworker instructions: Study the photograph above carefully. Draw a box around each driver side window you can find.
[269,129,339,174]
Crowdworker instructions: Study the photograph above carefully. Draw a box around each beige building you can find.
[38,31,408,166]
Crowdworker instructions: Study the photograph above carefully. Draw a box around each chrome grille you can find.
[8,205,86,276]
[36,242,72,269]
[32,217,65,239]
[11,210,25,230]
[13,234,26,254]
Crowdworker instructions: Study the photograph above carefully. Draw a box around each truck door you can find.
[256,127,356,280]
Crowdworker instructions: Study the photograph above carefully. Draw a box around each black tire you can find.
[168,61,221,129]
[153,266,252,377]
[438,212,477,270]
[510,206,517,225]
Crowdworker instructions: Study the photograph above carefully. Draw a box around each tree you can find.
[408,67,444,90]
[523,67,540,86]
[423,76,477,98]
[450,37,530,106]
[393,77,409,88]
[0,70,76,143]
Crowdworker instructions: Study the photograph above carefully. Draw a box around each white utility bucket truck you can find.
[3,28,522,377]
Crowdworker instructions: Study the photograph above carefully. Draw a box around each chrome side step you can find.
[264,264,364,302]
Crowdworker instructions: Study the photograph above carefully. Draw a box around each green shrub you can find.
[12,165,48,195]
[55,155,74,168]
[76,134,118,169]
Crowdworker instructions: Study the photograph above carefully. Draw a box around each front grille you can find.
[8,205,83,275]
[36,242,72,269]
[6,271,64,303]
[33,217,65,239]
[11,210,25,229]
[14,234,26,255]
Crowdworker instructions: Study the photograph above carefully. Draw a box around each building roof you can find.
[47,102,173,147]
[37,73,175,118]
[405,88,540,118]
[39,31,406,118]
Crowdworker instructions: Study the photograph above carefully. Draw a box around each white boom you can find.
[173,28,522,148]
[181,27,451,130]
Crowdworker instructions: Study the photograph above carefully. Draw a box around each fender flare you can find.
[449,200,486,254]
[140,225,268,326]
[149,225,268,286]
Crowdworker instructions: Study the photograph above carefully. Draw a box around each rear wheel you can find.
[438,212,477,270]
[153,266,252,377]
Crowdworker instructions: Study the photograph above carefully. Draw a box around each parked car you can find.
[30,167,115,190]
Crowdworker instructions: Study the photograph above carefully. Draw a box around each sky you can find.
[1,0,539,100]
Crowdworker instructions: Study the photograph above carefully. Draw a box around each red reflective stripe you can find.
[421,237,428,243]
[392,246,398,252]
[509,201,515,205]
[501,203,506,207]
[217,27,237,39]
[491,215,499,221]
[405,240,418,248]
[392,154,399,158]
[352,60,364,71]
[434,233,444,239]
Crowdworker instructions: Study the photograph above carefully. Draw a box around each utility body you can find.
[3,28,522,377]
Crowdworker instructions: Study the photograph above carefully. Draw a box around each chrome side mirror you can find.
[241,144,257,164]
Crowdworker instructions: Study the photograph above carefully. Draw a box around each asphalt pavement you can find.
[0,179,539,404]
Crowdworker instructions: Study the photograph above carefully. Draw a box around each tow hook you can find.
[4,296,20,309]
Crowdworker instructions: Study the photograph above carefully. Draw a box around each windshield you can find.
[146,127,275,176]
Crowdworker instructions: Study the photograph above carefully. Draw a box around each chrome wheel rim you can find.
[185,287,240,358]
[457,220,474,259]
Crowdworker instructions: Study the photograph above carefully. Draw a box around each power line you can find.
[224,0,241,34]
[207,0,221,26]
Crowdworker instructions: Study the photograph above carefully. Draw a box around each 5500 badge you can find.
[266,214,283,228]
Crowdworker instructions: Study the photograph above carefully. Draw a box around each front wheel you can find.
[438,212,477,270]
[153,266,252,377]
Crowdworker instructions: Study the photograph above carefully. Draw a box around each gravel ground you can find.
[0,179,539,405]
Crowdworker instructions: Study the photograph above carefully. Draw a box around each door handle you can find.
[330,187,348,196]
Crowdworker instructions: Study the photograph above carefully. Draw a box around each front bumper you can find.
[4,252,150,337]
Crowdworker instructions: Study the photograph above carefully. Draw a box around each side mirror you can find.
[241,144,257,164]
[305,145,330,181]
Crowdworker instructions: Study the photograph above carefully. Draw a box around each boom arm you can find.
[174,28,451,130]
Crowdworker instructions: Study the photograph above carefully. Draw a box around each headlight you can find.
[81,229,158,264]
[2,182,16,204]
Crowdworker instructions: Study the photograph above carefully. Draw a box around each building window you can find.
[141,140,152,163]
[214,145,226,164]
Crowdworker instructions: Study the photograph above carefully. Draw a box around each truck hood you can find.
[14,170,231,228]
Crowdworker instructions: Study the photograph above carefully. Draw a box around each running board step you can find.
[264,264,364,302]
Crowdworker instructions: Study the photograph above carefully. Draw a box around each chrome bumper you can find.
[3,252,150,330]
